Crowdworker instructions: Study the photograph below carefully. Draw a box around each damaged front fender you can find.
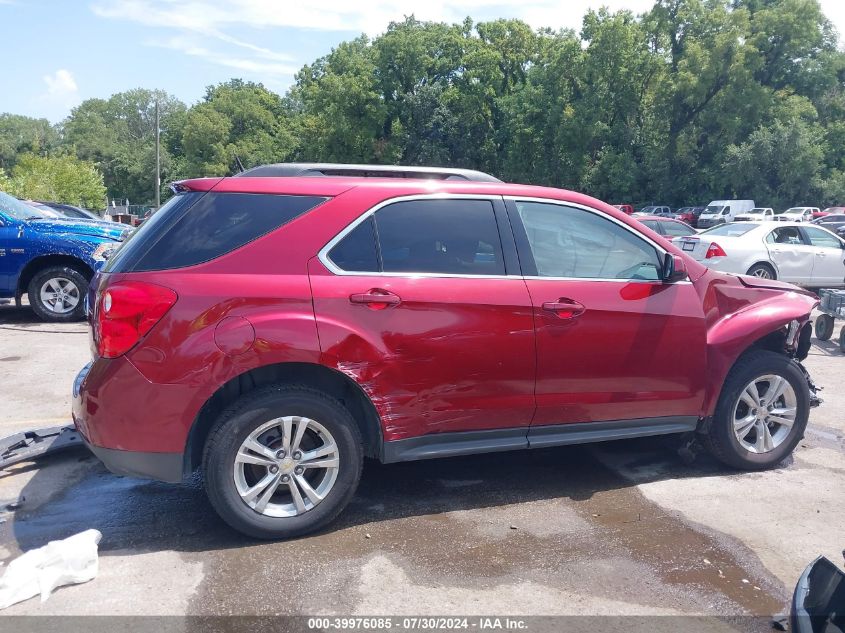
[697,271,819,416]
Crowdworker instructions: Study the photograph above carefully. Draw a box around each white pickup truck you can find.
[734,207,774,221]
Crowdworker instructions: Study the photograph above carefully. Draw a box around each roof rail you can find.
[234,162,501,182]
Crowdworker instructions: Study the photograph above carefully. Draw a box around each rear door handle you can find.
[349,289,401,310]
[542,298,585,319]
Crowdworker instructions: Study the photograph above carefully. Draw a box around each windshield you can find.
[747,209,767,215]
[28,202,63,218]
[0,191,50,220]
[701,223,757,237]
[704,206,725,215]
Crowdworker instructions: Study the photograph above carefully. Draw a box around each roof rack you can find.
[235,162,501,182]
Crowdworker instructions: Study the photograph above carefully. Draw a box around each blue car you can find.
[0,191,129,322]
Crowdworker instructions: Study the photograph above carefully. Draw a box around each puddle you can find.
[3,438,789,617]
[189,445,788,616]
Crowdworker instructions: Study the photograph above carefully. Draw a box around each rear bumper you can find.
[84,441,183,483]
[72,360,187,483]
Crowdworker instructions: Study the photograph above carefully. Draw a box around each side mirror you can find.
[663,253,688,283]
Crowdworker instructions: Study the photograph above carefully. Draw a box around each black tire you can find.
[27,266,88,322]
[203,385,364,539]
[705,350,809,470]
[745,263,777,280]
[816,314,835,341]
[839,327,845,353]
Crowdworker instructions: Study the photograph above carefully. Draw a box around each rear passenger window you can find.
[767,227,804,245]
[327,217,379,272]
[329,199,506,276]
[375,199,505,275]
[107,193,326,272]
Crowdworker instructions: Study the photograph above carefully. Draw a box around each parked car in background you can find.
[779,207,818,223]
[735,208,775,221]
[812,214,845,230]
[675,206,705,226]
[612,204,634,215]
[637,216,697,238]
[73,163,819,539]
[673,221,845,287]
[817,207,843,219]
[36,200,104,222]
[636,205,674,217]
[27,201,117,230]
[0,191,128,321]
[697,200,755,228]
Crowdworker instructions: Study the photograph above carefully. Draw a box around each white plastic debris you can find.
[0,529,102,609]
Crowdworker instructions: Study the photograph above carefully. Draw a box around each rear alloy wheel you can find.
[839,327,845,353]
[705,350,808,470]
[27,266,88,322]
[815,314,835,341]
[746,263,776,280]
[203,385,363,539]
[233,416,340,517]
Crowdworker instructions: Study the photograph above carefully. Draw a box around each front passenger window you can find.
[804,227,842,249]
[514,202,661,281]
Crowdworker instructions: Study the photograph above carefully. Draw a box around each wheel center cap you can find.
[279,458,295,474]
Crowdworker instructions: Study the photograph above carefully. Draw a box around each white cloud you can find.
[42,69,79,103]
[90,0,845,39]
[91,0,656,35]
[146,35,298,76]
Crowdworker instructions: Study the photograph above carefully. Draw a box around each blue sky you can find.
[2,0,844,123]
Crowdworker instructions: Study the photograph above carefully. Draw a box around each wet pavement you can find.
[1,301,843,626]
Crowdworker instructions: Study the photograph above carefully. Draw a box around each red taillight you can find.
[705,242,727,259]
[95,281,177,358]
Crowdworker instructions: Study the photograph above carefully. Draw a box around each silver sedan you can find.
[672,221,845,287]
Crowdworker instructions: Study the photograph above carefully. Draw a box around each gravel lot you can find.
[0,300,843,627]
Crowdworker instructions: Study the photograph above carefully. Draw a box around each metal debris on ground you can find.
[0,426,86,470]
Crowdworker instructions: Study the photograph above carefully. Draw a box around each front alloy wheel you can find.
[234,416,339,517]
[39,277,81,314]
[732,375,797,454]
[27,265,88,322]
[705,350,809,470]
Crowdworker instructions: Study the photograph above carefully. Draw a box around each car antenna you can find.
[233,154,245,174]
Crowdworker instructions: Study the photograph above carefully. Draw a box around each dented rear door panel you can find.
[308,258,536,441]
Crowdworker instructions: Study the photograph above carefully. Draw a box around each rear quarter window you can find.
[105,192,327,272]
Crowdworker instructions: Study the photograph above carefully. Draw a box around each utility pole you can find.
[154,98,161,210]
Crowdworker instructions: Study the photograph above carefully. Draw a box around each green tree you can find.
[63,89,186,204]
[722,120,825,208]
[7,154,107,209]
[0,114,59,170]
[180,79,296,176]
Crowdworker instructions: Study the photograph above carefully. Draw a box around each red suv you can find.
[73,163,820,539]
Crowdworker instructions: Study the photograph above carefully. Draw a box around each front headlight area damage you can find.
[785,319,822,408]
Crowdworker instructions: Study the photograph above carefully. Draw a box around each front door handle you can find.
[349,289,401,310]
[542,298,585,319]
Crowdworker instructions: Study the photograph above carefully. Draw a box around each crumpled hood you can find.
[27,218,129,242]
[737,273,818,297]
